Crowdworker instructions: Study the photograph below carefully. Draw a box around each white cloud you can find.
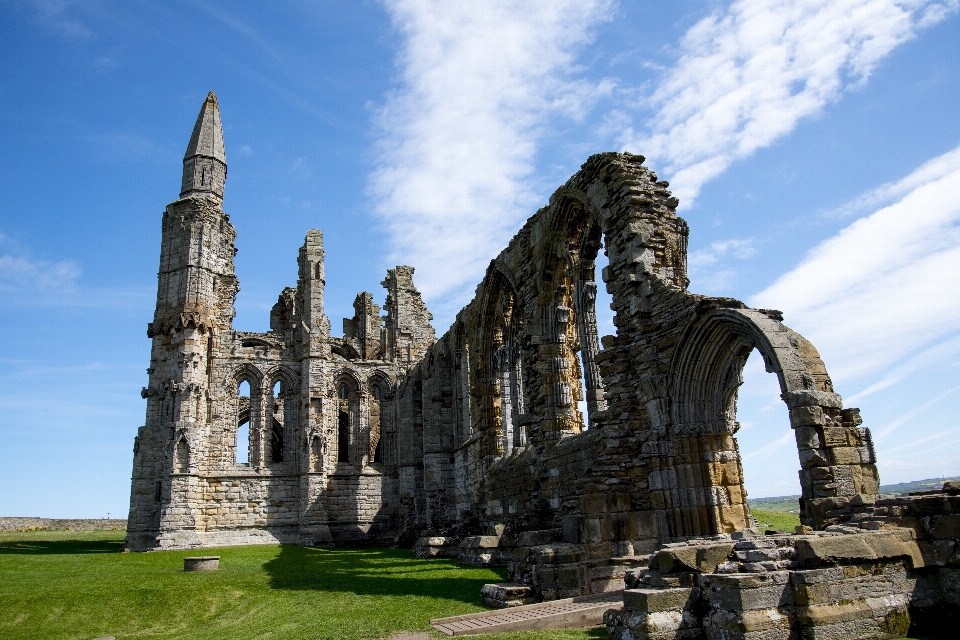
[742,430,794,460]
[0,254,80,293]
[874,387,960,441]
[751,143,960,384]
[688,238,756,292]
[370,0,615,323]
[621,0,958,206]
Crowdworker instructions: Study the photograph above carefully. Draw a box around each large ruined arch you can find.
[666,306,869,536]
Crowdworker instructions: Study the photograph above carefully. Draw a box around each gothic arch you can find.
[334,370,361,465]
[670,307,834,429]
[664,306,844,537]
[476,267,525,456]
[334,368,364,395]
[174,430,190,473]
[367,370,394,396]
[263,365,300,393]
[367,370,394,465]
[229,363,263,392]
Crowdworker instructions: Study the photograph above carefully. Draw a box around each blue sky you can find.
[1,0,959,517]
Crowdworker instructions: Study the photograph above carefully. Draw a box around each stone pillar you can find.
[575,278,608,418]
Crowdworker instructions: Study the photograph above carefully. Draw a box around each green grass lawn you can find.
[0,530,606,640]
[750,508,801,532]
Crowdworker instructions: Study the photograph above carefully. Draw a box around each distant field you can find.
[750,508,801,532]
[747,476,960,513]
[0,530,605,640]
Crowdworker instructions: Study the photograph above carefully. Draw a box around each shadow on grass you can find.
[264,544,505,605]
[0,538,125,555]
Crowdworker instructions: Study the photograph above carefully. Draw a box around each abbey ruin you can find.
[127,93,959,636]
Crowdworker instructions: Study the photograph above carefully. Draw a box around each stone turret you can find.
[128,91,238,551]
[180,91,227,201]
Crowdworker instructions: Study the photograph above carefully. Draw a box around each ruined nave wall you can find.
[396,152,881,551]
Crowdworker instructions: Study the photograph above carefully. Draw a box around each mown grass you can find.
[0,530,605,640]
[750,508,801,532]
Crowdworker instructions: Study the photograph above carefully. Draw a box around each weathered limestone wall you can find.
[396,152,879,559]
[126,93,432,551]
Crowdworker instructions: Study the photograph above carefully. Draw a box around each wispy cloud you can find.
[370,0,615,322]
[688,237,756,291]
[621,0,959,206]
[0,232,80,293]
[751,143,960,384]
[874,385,960,441]
[742,430,794,460]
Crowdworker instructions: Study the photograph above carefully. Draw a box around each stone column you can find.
[575,279,608,418]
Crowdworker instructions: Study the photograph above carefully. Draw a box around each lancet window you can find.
[236,379,251,465]
[270,380,284,464]
[336,378,358,464]
[490,289,525,455]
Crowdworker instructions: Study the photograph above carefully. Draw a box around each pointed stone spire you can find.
[180,91,227,201]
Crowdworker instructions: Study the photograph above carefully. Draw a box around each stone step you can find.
[430,590,623,636]
[481,582,536,608]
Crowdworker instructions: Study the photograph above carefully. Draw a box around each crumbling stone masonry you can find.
[126,92,955,633]
[126,93,435,550]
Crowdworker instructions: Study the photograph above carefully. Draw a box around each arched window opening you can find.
[489,287,525,456]
[270,380,284,463]
[370,386,383,463]
[573,231,610,428]
[732,349,801,527]
[175,438,189,473]
[337,381,353,464]
[236,379,250,465]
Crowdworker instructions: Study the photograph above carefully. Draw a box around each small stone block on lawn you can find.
[184,556,220,571]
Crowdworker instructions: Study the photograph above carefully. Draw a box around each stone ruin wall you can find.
[125,93,959,635]
[397,152,880,550]
[126,93,439,551]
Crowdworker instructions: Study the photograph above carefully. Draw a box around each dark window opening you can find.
[271,418,284,463]
[338,409,350,463]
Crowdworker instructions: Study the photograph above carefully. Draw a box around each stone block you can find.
[183,556,219,571]
[623,587,694,613]
[794,425,821,449]
[705,581,793,612]
[480,582,536,608]
[828,446,861,465]
[517,530,554,547]
[534,543,585,565]
[654,542,735,574]
[790,405,824,427]
[930,514,960,539]
[562,516,582,544]
[940,568,960,605]
[799,448,829,467]
[796,534,877,567]
[703,606,793,635]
